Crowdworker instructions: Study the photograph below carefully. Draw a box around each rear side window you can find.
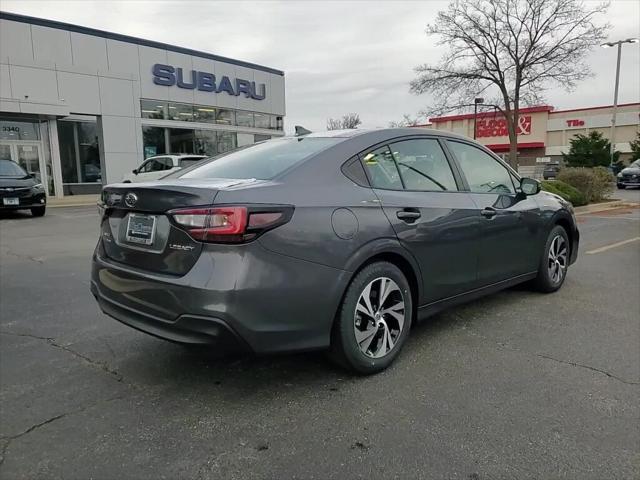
[178,137,340,180]
[389,139,457,191]
[446,141,516,194]
[362,146,403,190]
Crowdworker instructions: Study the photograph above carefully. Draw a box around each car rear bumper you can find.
[91,240,350,354]
[91,280,250,351]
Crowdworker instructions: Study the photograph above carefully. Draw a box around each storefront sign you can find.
[476,115,532,138]
[152,64,266,100]
[566,119,585,127]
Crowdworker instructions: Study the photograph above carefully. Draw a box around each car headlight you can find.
[617,172,623,178]
[33,183,44,190]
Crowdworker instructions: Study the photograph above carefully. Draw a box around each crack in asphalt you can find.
[0,413,67,466]
[0,395,126,467]
[534,353,640,386]
[0,331,123,382]
[453,317,640,386]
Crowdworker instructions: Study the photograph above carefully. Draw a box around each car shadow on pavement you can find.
[107,286,541,399]
[0,210,36,220]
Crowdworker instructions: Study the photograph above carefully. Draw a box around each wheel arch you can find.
[551,211,575,256]
[335,239,423,327]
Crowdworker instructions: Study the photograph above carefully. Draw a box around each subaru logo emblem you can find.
[124,192,138,208]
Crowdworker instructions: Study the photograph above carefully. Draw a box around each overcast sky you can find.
[3,0,640,132]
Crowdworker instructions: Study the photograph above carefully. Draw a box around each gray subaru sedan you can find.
[91,128,579,374]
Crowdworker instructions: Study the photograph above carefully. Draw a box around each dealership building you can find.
[0,11,285,197]
[428,102,640,166]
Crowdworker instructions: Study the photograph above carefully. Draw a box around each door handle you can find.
[480,207,497,219]
[396,209,421,222]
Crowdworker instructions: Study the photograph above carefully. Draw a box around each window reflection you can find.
[141,100,167,119]
[236,111,254,128]
[193,106,216,123]
[167,103,194,121]
[195,130,217,156]
[216,109,234,125]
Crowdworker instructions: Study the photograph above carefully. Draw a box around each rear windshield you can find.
[0,160,27,177]
[177,137,341,180]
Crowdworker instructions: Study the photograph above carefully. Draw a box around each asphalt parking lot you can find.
[1,195,639,479]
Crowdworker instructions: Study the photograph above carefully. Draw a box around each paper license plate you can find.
[125,213,156,245]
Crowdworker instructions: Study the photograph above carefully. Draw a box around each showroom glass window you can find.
[142,126,166,158]
[169,128,195,154]
[216,109,234,125]
[58,120,102,194]
[236,111,254,128]
[217,132,237,154]
[193,106,216,123]
[140,100,167,119]
[388,139,458,191]
[195,130,217,156]
[0,120,41,141]
[167,103,194,121]
[254,113,270,129]
[446,141,516,194]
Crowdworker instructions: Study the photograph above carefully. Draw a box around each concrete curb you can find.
[574,200,638,215]
[48,203,98,209]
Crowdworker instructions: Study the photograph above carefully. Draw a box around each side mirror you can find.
[132,169,138,175]
[520,177,540,195]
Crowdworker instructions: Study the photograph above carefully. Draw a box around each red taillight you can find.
[170,206,247,242]
[169,205,292,243]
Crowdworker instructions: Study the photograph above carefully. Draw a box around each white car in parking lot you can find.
[122,154,206,183]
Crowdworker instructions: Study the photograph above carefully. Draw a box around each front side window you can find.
[138,159,156,173]
[389,139,457,191]
[361,146,403,190]
[446,141,515,194]
[178,137,340,180]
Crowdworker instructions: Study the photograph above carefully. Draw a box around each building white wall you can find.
[0,15,286,189]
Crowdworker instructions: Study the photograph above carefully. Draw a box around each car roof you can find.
[145,154,207,160]
[300,127,471,142]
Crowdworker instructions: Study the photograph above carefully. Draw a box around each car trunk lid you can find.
[99,179,256,275]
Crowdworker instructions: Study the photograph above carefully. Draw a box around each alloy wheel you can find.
[353,277,406,358]
[548,235,568,284]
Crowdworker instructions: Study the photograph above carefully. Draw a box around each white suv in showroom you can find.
[122,154,206,183]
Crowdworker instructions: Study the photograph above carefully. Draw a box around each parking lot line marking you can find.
[585,237,640,255]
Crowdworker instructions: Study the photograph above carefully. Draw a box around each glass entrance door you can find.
[0,142,44,183]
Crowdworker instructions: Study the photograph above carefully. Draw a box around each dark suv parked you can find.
[91,129,579,374]
[0,159,46,216]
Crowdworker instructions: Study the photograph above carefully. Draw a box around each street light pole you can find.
[601,38,639,168]
[610,41,622,168]
[473,97,484,139]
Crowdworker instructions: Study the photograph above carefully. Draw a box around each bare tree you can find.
[410,0,609,165]
[389,114,427,128]
[327,113,362,130]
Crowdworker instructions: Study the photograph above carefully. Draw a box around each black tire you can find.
[31,206,46,217]
[617,184,625,190]
[329,261,413,374]
[532,225,570,293]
